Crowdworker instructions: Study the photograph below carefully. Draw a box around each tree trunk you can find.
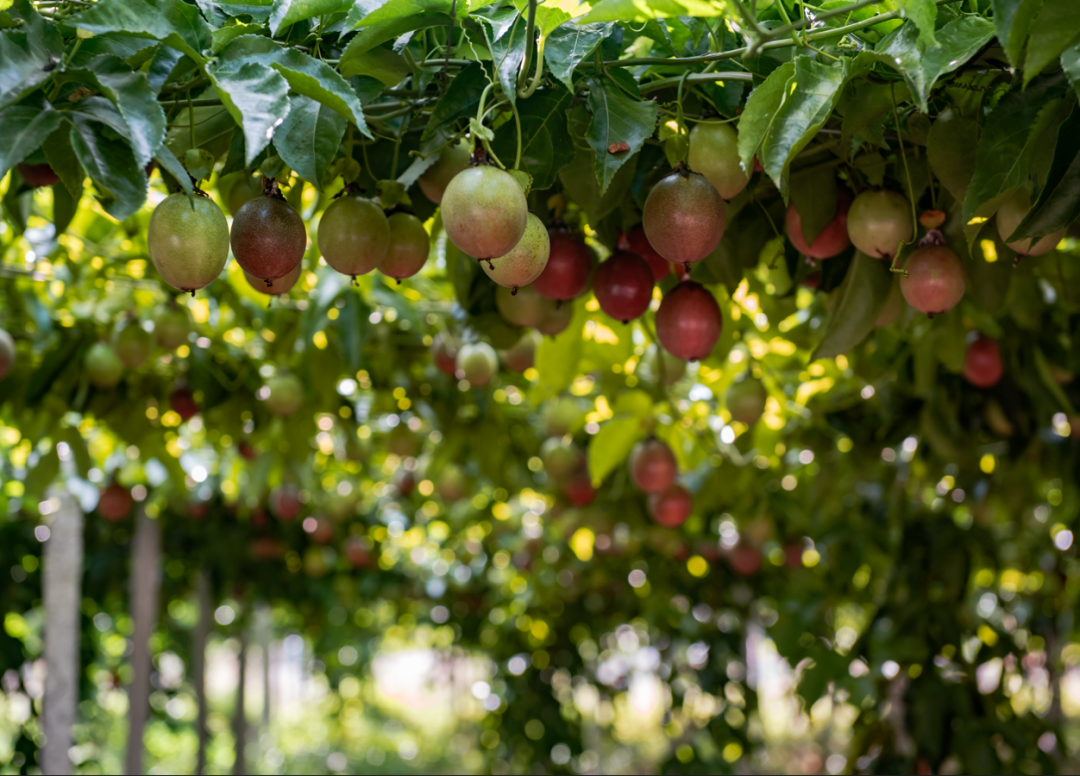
[42,489,84,776]
[193,569,212,776]
[124,510,161,776]
[233,628,248,776]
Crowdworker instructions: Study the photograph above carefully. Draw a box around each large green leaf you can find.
[147,43,185,93]
[789,167,837,246]
[491,89,575,191]
[69,114,148,221]
[736,62,794,180]
[558,145,636,225]
[812,252,894,360]
[338,47,410,87]
[872,16,996,112]
[0,97,63,181]
[71,0,209,63]
[1022,0,1080,85]
[420,61,487,147]
[990,0,1042,66]
[347,0,460,30]
[1065,42,1080,95]
[208,61,292,166]
[533,301,587,400]
[897,0,938,47]
[86,55,167,168]
[153,141,194,196]
[588,416,647,486]
[926,111,978,203]
[759,56,848,201]
[43,123,84,199]
[584,76,657,196]
[962,75,1068,222]
[339,12,449,68]
[545,21,612,94]
[578,0,728,23]
[150,0,214,62]
[0,29,54,110]
[269,0,349,35]
[1009,104,1080,243]
[838,81,911,158]
[273,94,346,190]
[489,13,527,107]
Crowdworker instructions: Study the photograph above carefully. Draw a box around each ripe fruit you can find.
[86,342,123,389]
[785,187,852,259]
[418,140,471,205]
[536,302,573,336]
[395,469,416,497]
[265,374,303,416]
[380,212,430,281]
[629,439,677,493]
[225,174,264,216]
[900,245,966,315]
[996,187,1065,256]
[541,438,579,478]
[625,226,670,280]
[169,385,199,421]
[17,163,59,187]
[317,194,388,279]
[496,284,553,328]
[534,230,592,301]
[456,342,499,386]
[432,333,458,375]
[594,251,655,323]
[239,441,257,460]
[565,475,595,506]
[642,167,726,266]
[499,330,541,373]
[232,194,307,282]
[148,193,230,292]
[345,536,374,568]
[728,545,762,575]
[153,306,190,349]
[545,398,581,437]
[875,277,904,327]
[0,330,14,380]
[441,165,528,259]
[847,189,913,259]
[687,123,749,200]
[436,464,468,502]
[246,261,302,296]
[115,323,152,369]
[963,336,1004,388]
[656,282,722,361]
[98,483,132,521]
[482,213,550,289]
[270,484,302,520]
[649,484,692,528]
[727,379,767,426]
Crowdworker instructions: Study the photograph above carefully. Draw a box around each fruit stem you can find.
[676,70,691,163]
[510,98,522,170]
[890,81,918,271]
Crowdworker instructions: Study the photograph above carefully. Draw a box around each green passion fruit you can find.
[441,165,528,260]
[224,174,264,216]
[726,379,767,426]
[379,213,431,281]
[499,330,541,373]
[642,167,726,267]
[456,342,499,386]
[687,123,749,200]
[418,141,471,205]
[246,261,303,296]
[847,189,914,259]
[482,213,550,290]
[317,195,389,280]
[996,187,1066,256]
[496,284,554,328]
[0,329,15,380]
[536,301,573,336]
[86,342,124,390]
[265,374,303,416]
[232,194,307,282]
[148,193,231,293]
[115,323,153,369]
[153,305,191,349]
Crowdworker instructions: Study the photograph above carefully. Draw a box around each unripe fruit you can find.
[246,261,302,296]
[482,213,550,289]
[534,231,592,301]
[380,212,430,281]
[232,195,307,282]
[656,282,722,361]
[594,250,655,323]
[148,193,231,292]
[115,323,152,369]
[436,464,468,502]
[418,140,471,205]
[456,342,499,386]
[847,189,913,259]
[565,474,595,506]
[499,330,541,373]
[875,277,904,327]
[541,437,579,479]
[536,302,573,336]
[153,306,190,349]
[98,483,132,521]
[265,374,302,416]
[649,484,692,528]
[545,398,581,437]
[317,195,388,279]
[727,379,767,426]
[642,168,726,266]
[86,342,123,390]
[496,284,552,328]
[441,165,528,259]
[688,122,749,200]
[169,385,199,421]
[0,330,14,380]
[629,439,677,494]
[625,226,670,280]
[900,245,966,315]
[270,484,302,520]
[963,336,1004,388]
[785,187,852,259]
[432,333,458,375]
[225,174,264,216]
[996,187,1065,256]
[18,162,59,187]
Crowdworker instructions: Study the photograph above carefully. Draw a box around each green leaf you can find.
[70,0,208,63]
[545,21,611,94]
[1009,104,1080,243]
[760,56,847,201]
[420,61,487,146]
[838,81,911,159]
[44,124,83,199]
[872,16,996,112]
[0,25,56,111]
[812,252,894,360]
[578,0,727,23]
[584,76,657,196]
[559,145,636,225]
[153,142,194,196]
[1065,41,1080,94]
[0,97,63,181]
[991,0,1043,67]
[338,47,410,87]
[1023,0,1080,85]
[533,301,587,400]
[1035,347,1078,415]
[340,13,449,73]
[51,179,81,235]
[926,110,978,203]
[897,0,937,47]
[489,13,527,107]
[87,55,167,168]
[273,94,346,190]
[588,416,646,486]
[789,167,837,246]
[491,89,574,191]
[737,62,794,181]
[149,0,214,62]
[146,43,184,93]
[209,62,291,166]
[348,0,460,30]
[962,75,1068,222]
[269,0,348,35]
[69,114,147,221]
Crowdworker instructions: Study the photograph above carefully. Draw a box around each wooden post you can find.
[124,510,161,776]
[193,569,212,776]
[42,489,84,776]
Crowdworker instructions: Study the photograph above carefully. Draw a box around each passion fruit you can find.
[169,385,199,421]
[656,281,723,361]
[246,261,303,296]
[265,374,303,416]
[148,193,231,292]
[996,187,1065,256]
[432,333,459,375]
[456,342,499,387]
[625,226,670,280]
[536,302,573,336]
[533,230,592,301]
[441,165,528,259]
[482,213,550,289]
[629,439,678,494]
[153,305,191,349]
[649,484,692,528]
[224,174,264,216]
[594,250,655,323]
[565,474,596,507]
[379,212,430,281]
[98,483,132,521]
[687,123,749,200]
[86,342,124,390]
[317,194,389,279]
[963,336,1004,388]
[786,187,852,259]
[17,162,59,187]
[727,379,767,426]
[231,194,306,282]
[545,397,582,437]
[847,189,913,259]
[496,284,553,328]
[270,484,302,520]
[642,166,726,266]
[899,245,966,315]
[115,322,153,369]
[499,329,541,373]
[418,140,471,205]
[0,330,15,380]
